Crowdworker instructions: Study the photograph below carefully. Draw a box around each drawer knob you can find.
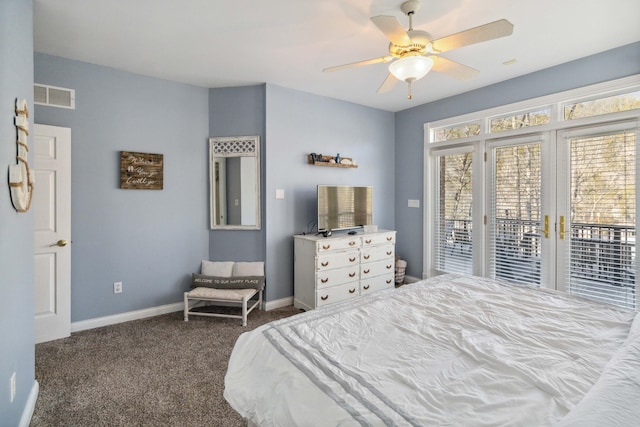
[321,261,329,267]
[363,285,370,290]
[386,279,392,284]
[321,278,329,283]
[365,239,372,244]
[386,236,393,241]
[363,254,370,260]
[349,288,356,294]
[363,269,370,274]
[349,272,356,277]
[386,264,392,269]
[386,251,392,256]
[321,295,329,301]
[349,241,356,246]
[322,244,331,250]
[349,257,356,262]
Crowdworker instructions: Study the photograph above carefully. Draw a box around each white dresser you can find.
[293,230,396,311]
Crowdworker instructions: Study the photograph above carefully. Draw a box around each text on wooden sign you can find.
[120,151,164,190]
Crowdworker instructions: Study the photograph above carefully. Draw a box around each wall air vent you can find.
[34,84,75,109]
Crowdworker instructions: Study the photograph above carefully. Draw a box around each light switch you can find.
[276,189,285,199]
[408,199,420,208]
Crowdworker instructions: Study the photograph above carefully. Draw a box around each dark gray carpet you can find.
[32,306,302,427]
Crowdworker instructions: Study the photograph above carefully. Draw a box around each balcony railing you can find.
[440,218,636,308]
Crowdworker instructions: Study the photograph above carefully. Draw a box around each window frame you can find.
[423,75,640,282]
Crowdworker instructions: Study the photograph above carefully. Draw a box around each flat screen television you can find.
[317,185,373,232]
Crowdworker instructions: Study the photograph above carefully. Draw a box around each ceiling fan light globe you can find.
[388,56,434,82]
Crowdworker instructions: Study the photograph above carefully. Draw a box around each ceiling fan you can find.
[323,0,514,99]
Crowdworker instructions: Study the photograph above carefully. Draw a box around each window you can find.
[489,108,551,133]
[432,121,481,142]
[563,90,640,120]
[433,149,473,274]
[564,127,637,309]
[489,141,542,286]
[425,76,640,310]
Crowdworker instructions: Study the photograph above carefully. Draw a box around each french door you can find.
[487,121,638,309]
[487,135,547,287]
[557,122,638,309]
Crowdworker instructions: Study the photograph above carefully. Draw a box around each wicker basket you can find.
[395,259,407,285]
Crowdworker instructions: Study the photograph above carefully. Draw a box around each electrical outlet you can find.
[113,281,123,294]
[10,372,16,403]
[408,199,420,208]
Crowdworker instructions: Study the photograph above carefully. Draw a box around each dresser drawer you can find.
[316,282,359,307]
[360,259,394,278]
[361,244,394,264]
[360,272,394,295]
[316,237,360,253]
[362,231,395,247]
[316,249,359,271]
[316,265,359,289]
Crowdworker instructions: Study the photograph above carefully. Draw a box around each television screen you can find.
[317,185,373,231]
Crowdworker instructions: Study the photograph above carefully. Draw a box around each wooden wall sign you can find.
[120,151,163,190]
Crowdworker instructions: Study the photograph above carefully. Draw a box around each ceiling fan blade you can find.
[323,55,394,73]
[431,56,479,81]
[371,15,412,46]
[377,73,398,93]
[430,19,514,53]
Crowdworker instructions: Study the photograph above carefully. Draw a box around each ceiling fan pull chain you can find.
[407,80,413,99]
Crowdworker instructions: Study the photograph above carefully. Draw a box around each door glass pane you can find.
[568,130,636,309]
[435,152,473,274]
[491,143,542,285]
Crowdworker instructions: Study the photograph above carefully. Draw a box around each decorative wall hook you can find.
[9,98,34,212]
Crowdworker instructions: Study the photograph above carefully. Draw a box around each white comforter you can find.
[225,274,639,426]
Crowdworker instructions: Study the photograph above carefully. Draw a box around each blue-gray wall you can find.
[1,23,637,426]
[208,85,266,263]
[0,1,35,424]
[265,84,395,301]
[34,53,210,321]
[394,42,640,279]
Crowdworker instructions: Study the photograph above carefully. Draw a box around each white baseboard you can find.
[264,296,293,311]
[19,380,39,427]
[71,302,183,333]
[71,296,297,332]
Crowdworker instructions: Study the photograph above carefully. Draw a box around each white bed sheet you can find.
[224,274,638,426]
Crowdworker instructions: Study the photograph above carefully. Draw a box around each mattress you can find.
[224,274,639,426]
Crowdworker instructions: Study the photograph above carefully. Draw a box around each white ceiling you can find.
[34,0,640,112]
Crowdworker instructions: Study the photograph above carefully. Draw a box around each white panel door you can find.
[34,124,71,344]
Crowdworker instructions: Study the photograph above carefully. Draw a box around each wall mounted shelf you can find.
[308,154,358,168]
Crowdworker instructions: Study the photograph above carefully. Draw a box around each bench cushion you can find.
[187,287,258,302]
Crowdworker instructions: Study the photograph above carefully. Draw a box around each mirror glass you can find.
[209,136,260,230]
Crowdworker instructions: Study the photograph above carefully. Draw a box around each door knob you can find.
[50,239,68,247]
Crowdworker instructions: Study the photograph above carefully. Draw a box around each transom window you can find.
[563,90,640,120]
[489,108,551,133]
[432,121,481,142]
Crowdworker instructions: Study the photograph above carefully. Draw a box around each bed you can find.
[224,274,640,426]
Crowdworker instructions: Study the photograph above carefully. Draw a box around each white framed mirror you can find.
[209,136,261,230]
